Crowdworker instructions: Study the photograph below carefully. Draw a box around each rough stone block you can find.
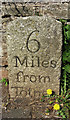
[7,15,62,99]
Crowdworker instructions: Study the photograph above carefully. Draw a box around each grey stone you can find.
[0,47,2,57]
[2,107,32,118]
[2,0,70,3]
[68,2,70,19]
[0,3,2,119]
[2,2,69,19]
[7,15,62,99]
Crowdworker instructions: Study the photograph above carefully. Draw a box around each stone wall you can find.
[2,2,69,19]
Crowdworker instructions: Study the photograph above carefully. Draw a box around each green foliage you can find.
[0,78,8,86]
[41,90,70,118]
[59,19,70,94]
[59,19,67,23]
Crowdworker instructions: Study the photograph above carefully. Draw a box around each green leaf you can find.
[59,19,67,23]
[62,50,70,62]
[65,92,70,99]
[0,78,6,83]
[42,96,45,98]
[0,80,3,82]
[64,41,67,44]
[62,115,66,118]
[66,31,70,40]
[49,101,54,104]
[5,82,8,86]
[65,24,70,31]
[60,112,64,116]
[61,86,64,96]
[64,64,70,73]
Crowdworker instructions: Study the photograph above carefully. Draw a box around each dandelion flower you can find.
[53,104,60,110]
[47,89,52,95]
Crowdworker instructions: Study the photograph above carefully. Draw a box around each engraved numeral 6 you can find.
[26,30,40,53]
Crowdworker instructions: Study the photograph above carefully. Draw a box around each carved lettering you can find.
[42,60,49,68]
[39,75,50,83]
[13,56,28,67]
[20,89,27,97]
[26,30,40,53]
[11,87,43,98]
[31,56,34,67]
[16,72,50,83]
[17,71,23,82]
[30,75,37,82]
[13,56,57,68]
[50,60,57,68]
[11,87,23,97]
[45,76,50,82]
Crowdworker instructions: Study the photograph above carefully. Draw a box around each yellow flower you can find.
[47,89,52,95]
[53,104,60,110]
[55,100,58,102]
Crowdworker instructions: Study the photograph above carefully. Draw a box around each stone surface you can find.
[2,108,32,118]
[2,2,69,19]
[7,15,62,99]
[2,0,70,3]
[0,1,2,119]
[68,2,70,19]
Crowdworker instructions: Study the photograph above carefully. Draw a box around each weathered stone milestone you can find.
[7,15,62,99]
